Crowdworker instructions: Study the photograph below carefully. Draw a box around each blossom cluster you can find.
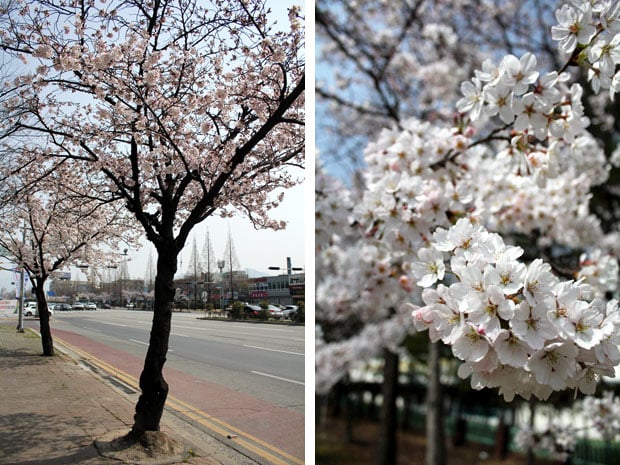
[457,1,620,156]
[552,0,620,96]
[469,132,610,248]
[514,391,620,459]
[408,217,620,401]
[513,423,576,462]
[316,119,477,327]
[456,52,588,144]
[315,309,413,394]
[577,249,620,298]
[581,390,620,440]
[514,423,577,461]
[316,109,620,393]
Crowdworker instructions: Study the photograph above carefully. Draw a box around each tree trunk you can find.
[131,244,177,436]
[378,349,399,465]
[34,280,54,356]
[526,398,536,465]
[426,341,445,465]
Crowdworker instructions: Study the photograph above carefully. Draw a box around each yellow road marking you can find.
[55,336,303,465]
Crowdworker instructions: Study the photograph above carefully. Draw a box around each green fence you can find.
[571,439,620,465]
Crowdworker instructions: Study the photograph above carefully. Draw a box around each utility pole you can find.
[119,248,128,307]
[228,243,234,309]
[16,226,26,332]
[16,267,24,333]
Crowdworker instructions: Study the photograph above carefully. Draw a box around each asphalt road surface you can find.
[49,309,305,414]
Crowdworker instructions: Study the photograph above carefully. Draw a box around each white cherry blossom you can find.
[500,53,539,96]
[552,3,597,54]
[456,77,485,121]
[526,342,578,390]
[411,246,446,287]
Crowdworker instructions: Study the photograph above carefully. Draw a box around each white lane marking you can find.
[174,323,296,334]
[82,327,101,333]
[251,371,304,386]
[243,344,304,356]
[129,339,173,352]
[100,321,128,327]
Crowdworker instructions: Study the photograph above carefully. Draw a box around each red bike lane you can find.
[52,327,305,464]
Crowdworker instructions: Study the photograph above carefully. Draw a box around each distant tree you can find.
[0,164,129,355]
[202,228,216,304]
[144,251,155,294]
[292,300,304,323]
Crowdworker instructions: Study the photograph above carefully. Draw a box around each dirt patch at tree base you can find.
[95,430,190,465]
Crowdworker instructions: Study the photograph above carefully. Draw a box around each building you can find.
[248,272,305,306]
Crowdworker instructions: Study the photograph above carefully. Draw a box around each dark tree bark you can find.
[426,341,445,465]
[131,241,178,435]
[33,279,54,356]
[526,398,536,465]
[378,349,399,465]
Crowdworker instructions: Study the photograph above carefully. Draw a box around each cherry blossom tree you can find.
[0,162,131,355]
[0,0,303,439]
[317,1,620,464]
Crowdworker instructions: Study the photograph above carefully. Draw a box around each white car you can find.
[282,305,299,320]
[23,301,37,317]
[22,302,53,317]
[267,305,283,319]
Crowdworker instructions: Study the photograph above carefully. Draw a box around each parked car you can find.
[55,303,72,311]
[282,305,299,320]
[126,302,135,309]
[267,305,283,319]
[243,304,261,317]
[72,302,85,311]
[84,302,97,310]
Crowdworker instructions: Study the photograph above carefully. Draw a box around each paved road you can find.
[49,309,305,414]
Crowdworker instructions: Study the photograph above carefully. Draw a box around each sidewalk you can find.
[0,324,258,465]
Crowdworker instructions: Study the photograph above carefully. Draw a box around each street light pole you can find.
[268,256,303,286]
[120,248,128,307]
[268,257,303,306]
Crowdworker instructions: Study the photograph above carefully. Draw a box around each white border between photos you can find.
[304,0,316,463]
